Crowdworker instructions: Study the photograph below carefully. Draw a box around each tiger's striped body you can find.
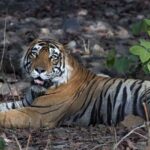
[63,77,149,126]
[0,39,149,128]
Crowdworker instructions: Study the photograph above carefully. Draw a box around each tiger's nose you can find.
[35,67,45,73]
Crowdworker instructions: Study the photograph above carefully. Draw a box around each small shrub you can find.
[106,49,138,75]
[106,19,150,75]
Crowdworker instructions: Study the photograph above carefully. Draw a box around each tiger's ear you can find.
[27,39,41,52]
[24,31,38,44]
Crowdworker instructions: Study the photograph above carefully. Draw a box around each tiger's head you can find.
[23,39,73,92]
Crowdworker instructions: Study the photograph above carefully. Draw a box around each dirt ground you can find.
[0,0,150,149]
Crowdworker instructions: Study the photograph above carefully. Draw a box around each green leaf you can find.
[147,30,150,36]
[131,19,150,35]
[147,63,150,72]
[144,19,150,26]
[114,57,129,73]
[128,55,138,62]
[106,50,116,68]
[130,45,150,63]
[140,39,150,49]
[129,45,145,55]
[139,51,150,63]
[131,21,142,35]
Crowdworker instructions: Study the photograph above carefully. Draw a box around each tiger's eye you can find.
[29,52,38,59]
[52,58,59,64]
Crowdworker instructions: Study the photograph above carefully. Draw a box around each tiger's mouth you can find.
[34,79,44,85]
[31,77,53,88]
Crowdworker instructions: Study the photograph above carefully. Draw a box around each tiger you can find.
[0,38,149,128]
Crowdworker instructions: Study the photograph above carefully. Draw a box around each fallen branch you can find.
[13,135,22,150]
[113,123,148,150]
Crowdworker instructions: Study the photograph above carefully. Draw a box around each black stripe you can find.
[139,88,150,103]
[38,43,46,46]
[133,85,142,115]
[77,79,98,117]
[62,55,65,69]
[130,80,144,91]
[97,78,112,124]
[73,114,79,122]
[63,73,96,122]
[103,78,113,87]
[78,80,98,118]
[12,102,15,109]
[71,75,89,99]
[6,103,10,110]
[59,56,62,68]
[91,78,111,124]
[89,99,97,125]
[25,97,32,106]
[120,87,127,121]
[113,80,123,108]
[103,78,117,97]
[24,61,31,68]
[107,94,112,125]
[130,80,138,91]
[97,91,103,123]
[22,99,26,107]
[116,105,122,124]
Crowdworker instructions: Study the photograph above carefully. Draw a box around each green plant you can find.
[130,19,150,73]
[106,18,150,75]
[0,137,6,150]
[132,19,150,36]
[106,49,138,75]
[130,39,150,72]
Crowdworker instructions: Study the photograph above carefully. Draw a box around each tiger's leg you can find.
[0,94,70,128]
[0,107,60,128]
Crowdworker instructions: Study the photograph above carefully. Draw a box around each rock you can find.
[115,26,130,39]
[136,15,145,20]
[104,8,117,18]
[92,44,105,56]
[41,28,50,34]
[78,9,88,16]
[67,40,77,49]
[120,115,144,129]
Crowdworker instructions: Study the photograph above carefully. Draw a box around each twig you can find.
[143,101,150,146]
[80,37,90,54]
[91,140,114,150]
[1,72,16,103]
[143,85,150,146]
[112,126,118,145]
[25,134,31,150]
[0,17,7,70]
[9,56,17,81]
[133,131,148,140]
[113,123,147,149]
[44,138,50,150]
[0,16,17,103]
[142,101,149,122]
[91,143,108,150]
[13,135,22,150]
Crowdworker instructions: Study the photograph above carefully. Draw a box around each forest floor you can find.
[0,0,150,149]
